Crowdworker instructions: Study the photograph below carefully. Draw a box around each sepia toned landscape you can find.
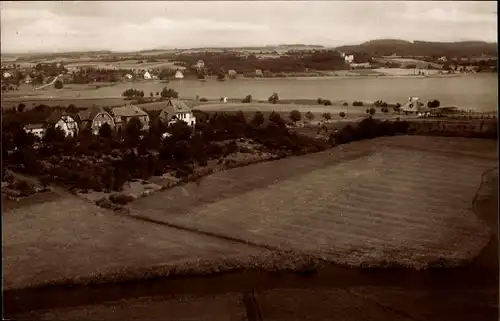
[2,1,498,320]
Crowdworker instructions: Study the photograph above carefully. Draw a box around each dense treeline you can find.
[335,40,498,58]
[2,108,330,193]
[174,50,349,75]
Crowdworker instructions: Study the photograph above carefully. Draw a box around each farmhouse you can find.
[124,73,133,80]
[111,105,150,131]
[228,69,237,79]
[159,98,196,127]
[77,106,115,135]
[24,123,45,139]
[3,72,12,78]
[143,71,152,80]
[255,69,264,77]
[46,111,79,137]
[174,70,184,79]
[344,54,355,64]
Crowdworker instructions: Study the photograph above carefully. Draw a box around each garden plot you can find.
[128,138,495,269]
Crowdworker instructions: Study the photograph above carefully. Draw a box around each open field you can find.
[128,136,496,269]
[3,136,498,320]
[2,196,267,291]
[65,59,185,71]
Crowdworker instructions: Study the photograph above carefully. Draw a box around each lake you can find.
[19,74,500,112]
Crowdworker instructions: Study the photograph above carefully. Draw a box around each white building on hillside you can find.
[159,98,196,127]
[175,70,184,79]
[143,71,152,80]
[344,54,355,64]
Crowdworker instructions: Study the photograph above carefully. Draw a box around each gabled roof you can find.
[77,106,109,122]
[45,111,64,124]
[111,105,148,118]
[166,98,190,113]
[159,99,192,121]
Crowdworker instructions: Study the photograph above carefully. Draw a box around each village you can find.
[1,47,497,93]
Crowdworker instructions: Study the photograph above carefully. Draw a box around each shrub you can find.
[317,98,324,105]
[427,100,441,108]
[381,107,389,113]
[200,97,208,102]
[269,111,285,126]
[160,87,179,99]
[109,193,135,205]
[268,92,279,104]
[242,95,252,103]
[305,111,314,121]
[322,112,332,120]
[251,111,265,127]
[323,100,332,106]
[13,179,36,197]
[54,80,63,89]
[353,101,364,107]
[289,110,302,123]
[99,123,113,138]
[343,102,349,106]
[339,111,346,118]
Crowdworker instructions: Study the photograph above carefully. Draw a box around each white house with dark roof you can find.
[159,98,196,127]
[24,123,46,139]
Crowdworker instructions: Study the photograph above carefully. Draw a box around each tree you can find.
[305,111,314,122]
[427,100,441,108]
[150,92,154,98]
[368,107,376,117]
[339,111,346,118]
[54,79,63,89]
[36,74,44,85]
[217,71,226,81]
[44,126,67,143]
[140,90,145,98]
[251,111,265,127]
[166,120,192,141]
[17,103,26,113]
[317,98,324,105]
[160,87,179,99]
[99,122,113,138]
[289,110,302,123]
[156,92,159,96]
[125,117,143,143]
[268,92,279,104]
[269,111,285,126]
[65,104,78,114]
[323,100,332,106]
[242,95,252,103]
[322,112,332,120]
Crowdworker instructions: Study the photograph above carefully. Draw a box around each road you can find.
[34,74,62,90]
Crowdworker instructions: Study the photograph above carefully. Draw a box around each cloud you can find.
[0,1,497,53]
[129,17,269,32]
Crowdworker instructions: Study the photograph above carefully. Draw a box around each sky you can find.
[0,1,497,53]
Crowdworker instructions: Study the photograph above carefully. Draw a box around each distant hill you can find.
[335,39,497,57]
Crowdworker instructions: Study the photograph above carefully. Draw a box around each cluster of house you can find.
[23,98,196,139]
[128,69,185,81]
